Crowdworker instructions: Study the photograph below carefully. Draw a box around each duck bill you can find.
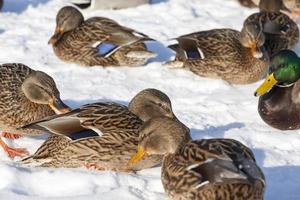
[128,145,149,166]
[254,73,278,97]
[48,27,64,45]
[251,44,263,59]
[49,97,71,114]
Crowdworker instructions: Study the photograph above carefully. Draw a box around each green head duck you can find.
[255,50,300,96]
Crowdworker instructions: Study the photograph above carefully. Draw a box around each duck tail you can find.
[71,0,91,9]
[99,36,156,59]
[19,156,52,167]
[168,37,205,62]
[168,43,179,52]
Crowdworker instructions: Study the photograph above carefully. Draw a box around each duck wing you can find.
[184,139,265,187]
[20,102,143,139]
[81,17,153,57]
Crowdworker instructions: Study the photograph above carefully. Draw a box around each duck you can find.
[164,19,269,85]
[254,50,300,130]
[284,0,300,15]
[252,0,300,16]
[244,10,299,57]
[48,6,156,67]
[0,63,70,159]
[128,117,265,200]
[252,0,289,12]
[19,89,185,171]
[166,9,299,85]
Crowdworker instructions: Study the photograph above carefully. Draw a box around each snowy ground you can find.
[0,0,300,199]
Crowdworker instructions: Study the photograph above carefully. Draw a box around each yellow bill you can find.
[128,145,148,166]
[254,73,278,97]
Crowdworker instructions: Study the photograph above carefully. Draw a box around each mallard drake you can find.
[129,118,265,200]
[0,63,70,159]
[48,6,156,67]
[165,20,269,84]
[254,50,300,130]
[20,89,184,171]
[244,11,299,57]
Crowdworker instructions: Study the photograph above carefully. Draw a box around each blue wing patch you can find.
[96,42,118,56]
[186,50,201,59]
[68,129,99,140]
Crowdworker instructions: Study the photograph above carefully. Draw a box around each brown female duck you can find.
[165,18,269,85]
[244,11,299,57]
[49,6,156,67]
[20,89,183,171]
[165,10,298,85]
[253,0,300,16]
[129,118,265,200]
[0,63,70,159]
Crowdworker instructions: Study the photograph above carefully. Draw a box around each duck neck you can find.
[169,130,192,158]
[18,90,55,122]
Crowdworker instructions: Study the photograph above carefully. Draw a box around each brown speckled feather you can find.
[23,102,143,134]
[75,103,143,131]
[53,17,154,67]
[284,0,300,13]
[245,11,299,56]
[252,0,300,14]
[21,102,162,171]
[162,139,265,200]
[170,29,267,84]
[0,63,55,135]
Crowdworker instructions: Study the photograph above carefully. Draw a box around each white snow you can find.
[0,0,300,199]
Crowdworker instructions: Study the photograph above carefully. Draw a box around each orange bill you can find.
[49,97,71,114]
[128,145,149,166]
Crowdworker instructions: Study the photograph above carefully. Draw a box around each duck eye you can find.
[280,64,286,68]
[157,103,163,107]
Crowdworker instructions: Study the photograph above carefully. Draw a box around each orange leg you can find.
[0,138,29,159]
[2,132,23,139]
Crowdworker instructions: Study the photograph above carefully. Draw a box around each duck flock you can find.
[0,0,300,200]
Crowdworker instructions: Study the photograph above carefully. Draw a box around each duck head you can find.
[259,0,290,13]
[239,21,267,60]
[128,117,191,165]
[48,6,84,45]
[22,71,71,114]
[255,50,300,96]
[128,88,175,122]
